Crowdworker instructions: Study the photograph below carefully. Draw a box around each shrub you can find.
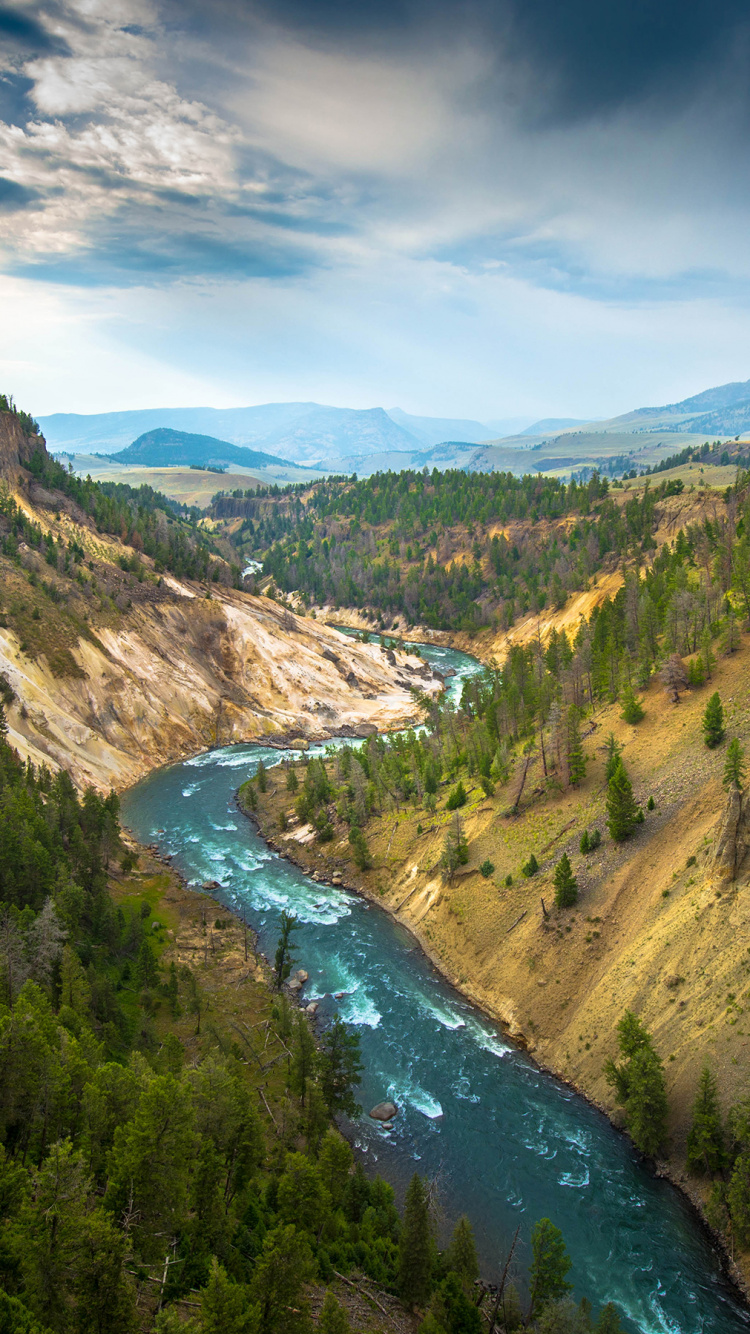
[521,853,539,878]
[479,859,495,878]
[446,781,467,810]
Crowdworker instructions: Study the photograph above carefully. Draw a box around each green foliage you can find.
[348,826,372,870]
[200,1259,258,1334]
[274,910,299,988]
[604,1012,668,1157]
[620,686,644,724]
[423,1274,481,1334]
[595,1304,624,1334]
[479,859,495,878]
[318,1016,363,1118]
[686,1067,725,1176]
[446,781,467,810]
[702,693,725,748]
[446,1215,479,1293]
[522,853,539,878]
[528,1218,573,1316]
[398,1174,433,1310]
[440,815,469,882]
[604,735,623,783]
[553,854,578,909]
[723,738,746,791]
[606,760,640,843]
[566,710,586,786]
[319,1291,351,1334]
[647,795,655,811]
[286,767,299,793]
[256,761,267,794]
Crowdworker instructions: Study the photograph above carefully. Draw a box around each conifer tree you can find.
[620,685,644,725]
[446,1215,479,1293]
[723,738,746,792]
[256,759,268,793]
[686,1067,725,1175]
[200,1259,258,1334]
[274,910,299,989]
[604,1012,667,1157]
[566,709,586,786]
[554,854,578,908]
[606,760,640,842]
[604,734,623,782]
[319,1291,352,1334]
[596,1304,624,1334]
[702,693,725,748]
[398,1173,434,1309]
[528,1218,573,1317]
[579,830,590,854]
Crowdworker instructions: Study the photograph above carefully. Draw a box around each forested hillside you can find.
[216,460,746,634]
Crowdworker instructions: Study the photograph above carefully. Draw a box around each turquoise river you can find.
[122,640,749,1333]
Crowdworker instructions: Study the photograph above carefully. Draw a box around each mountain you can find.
[604,377,750,434]
[111,428,299,470]
[519,417,591,436]
[40,402,421,464]
[385,407,494,446]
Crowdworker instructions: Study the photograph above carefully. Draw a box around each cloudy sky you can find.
[1,0,750,420]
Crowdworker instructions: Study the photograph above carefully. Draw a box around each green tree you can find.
[702,693,725,748]
[535,1299,591,1334]
[606,760,640,842]
[286,767,299,794]
[398,1173,434,1310]
[274,910,299,989]
[604,1012,667,1157]
[686,1067,725,1175]
[277,1154,329,1235]
[594,1304,623,1334]
[723,738,746,792]
[290,1012,317,1107]
[620,686,644,725]
[521,852,539,878]
[319,1291,351,1334]
[348,826,372,871]
[440,815,469,882]
[256,760,268,793]
[318,1016,363,1118]
[424,1274,481,1334]
[553,854,578,909]
[446,781,467,811]
[248,1224,314,1334]
[566,710,586,786]
[604,734,623,782]
[446,1215,479,1293]
[528,1218,572,1318]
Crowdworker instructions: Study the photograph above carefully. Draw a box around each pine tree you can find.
[606,760,640,842]
[273,910,299,988]
[620,685,644,724]
[521,852,539,878]
[528,1218,573,1317]
[596,1304,624,1334]
[604,1012,667,1157]
[604,733,623,782]
[446,1215,479,1293]
[554,854,578,908]
[686,1066,725,1175]
[319,1291,352,1334]
[200,1258,258,1334]
[398,1173,434,1309]
[702,693,725,748]
[580,829,590,854]
[566,709,586,786]
[318,1015,363,1117]
[286,767,299,793]
[723,738,746,792]
[256,759,268,793]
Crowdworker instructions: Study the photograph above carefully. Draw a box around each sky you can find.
[1,0,750,420]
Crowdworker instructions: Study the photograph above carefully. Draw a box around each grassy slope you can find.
[250,639,750,1256]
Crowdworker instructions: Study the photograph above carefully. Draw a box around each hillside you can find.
[0,411,442,790]
[111,427,299,470]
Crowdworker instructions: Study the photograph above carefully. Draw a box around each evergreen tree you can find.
[425,1273,482,1334]
[446,1215,479,1293]
[604,734,623,782]
[723,738,746,792]
[318,1015,363,1118]
[620,685,644,724]
[528,1218,573,1317]
[604,1012,667,1157]
[595,1304,624,1334]
[273,910,299,988]
[290,1012,317,1107]
[200,1258,259,1334]
[286,767,299,793]
[566,709,586,786]
[686,1066,725,1175]
[579,830,590,854]
[256,760,268,793]
[606,760,640,842]
[249,1224,315,1334]
[554,854,578,909]
[319,1291,351,1334]
[398,1173,434,1309]
[521,852,539,878]
[702,693,725,748]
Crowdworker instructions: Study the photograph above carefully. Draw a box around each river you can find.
[122,639,748,1333]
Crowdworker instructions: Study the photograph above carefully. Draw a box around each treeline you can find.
[25,448,238,585]
[229,464,746,634]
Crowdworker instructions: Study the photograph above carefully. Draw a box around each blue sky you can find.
[1,0,750,419]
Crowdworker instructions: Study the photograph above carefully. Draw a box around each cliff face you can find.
[0,413,44,481]
[712,788,750,881]
[1,581,440,792]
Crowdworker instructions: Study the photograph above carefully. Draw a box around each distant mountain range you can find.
[38,376,750,480]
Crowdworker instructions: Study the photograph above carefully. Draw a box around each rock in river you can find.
[369,1101,398,1122]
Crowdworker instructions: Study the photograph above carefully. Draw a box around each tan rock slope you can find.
[0,416,441,790]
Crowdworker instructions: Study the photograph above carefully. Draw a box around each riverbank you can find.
[238,714,750,1303]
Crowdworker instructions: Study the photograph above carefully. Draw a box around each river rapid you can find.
[122,640,749,1334]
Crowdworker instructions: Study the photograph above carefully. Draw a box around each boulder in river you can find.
[296,969,309,984]
[306,1002,319,1015]
[287,978,302,992]
[369,1101,398,1122]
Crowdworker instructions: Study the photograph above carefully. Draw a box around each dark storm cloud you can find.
[190,0,750,122]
